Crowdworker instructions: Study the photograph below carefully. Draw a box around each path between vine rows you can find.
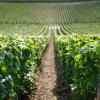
[28,33,71,100]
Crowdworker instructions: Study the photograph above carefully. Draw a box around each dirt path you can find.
[28,32,71,100]
[28,32,57,100]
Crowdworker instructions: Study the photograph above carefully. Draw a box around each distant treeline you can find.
[0,0,99,3]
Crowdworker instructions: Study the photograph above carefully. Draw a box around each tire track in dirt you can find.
[28,32,57,100]
[28,32,71,100]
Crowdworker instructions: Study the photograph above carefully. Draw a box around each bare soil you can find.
[28,33,71,100]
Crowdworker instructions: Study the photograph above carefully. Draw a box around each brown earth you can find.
[28,33,71,100]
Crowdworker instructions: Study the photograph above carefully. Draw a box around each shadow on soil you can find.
[53,42,72,100]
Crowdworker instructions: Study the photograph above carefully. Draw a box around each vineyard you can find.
[0,0,100,100]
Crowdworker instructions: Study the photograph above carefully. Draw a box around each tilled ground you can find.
[28,33,57,100]
[28,33,71,100]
